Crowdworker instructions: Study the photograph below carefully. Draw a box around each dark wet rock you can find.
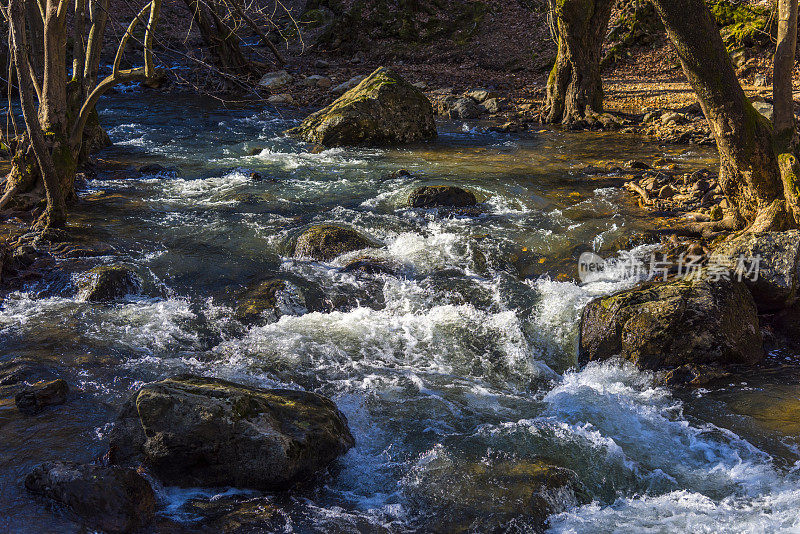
[414,458,588,533]
[138,163,171,174]
[25,461,155,533]
[77,265,143,302]
[391,168,413,179]
[407,186,477,208]
[294,224,379,261]
[579,277,763,371]
[663,363,732,387]
[179,495,287,533]
[341,256,398,276]
[488,121,527,133]
[235,279,306,325]
[626,160,650,170]
[286,67,436,146]
[109,375,355,490]
[0,358,59,400]
[712,230,800,312]
[15,379,69,415]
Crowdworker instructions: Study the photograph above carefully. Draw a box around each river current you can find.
[2,93,800,532]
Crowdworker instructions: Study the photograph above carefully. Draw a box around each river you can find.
[2,92,800,532]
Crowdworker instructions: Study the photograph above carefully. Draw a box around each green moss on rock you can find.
[294,224,379,261]
[579,276,763,370]
[285,67,436,146]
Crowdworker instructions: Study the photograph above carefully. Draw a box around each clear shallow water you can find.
[2,93,800,533]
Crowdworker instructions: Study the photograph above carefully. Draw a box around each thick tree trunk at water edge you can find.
[651,0,786,226]
[545,0,615,124]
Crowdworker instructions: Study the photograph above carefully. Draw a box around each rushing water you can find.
[2,92,800,533]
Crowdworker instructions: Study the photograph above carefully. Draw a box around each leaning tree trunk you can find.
[545,0,615,124]
[651,0,786,226]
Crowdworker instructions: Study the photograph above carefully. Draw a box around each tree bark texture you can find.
[651,0,784,224]
[545,0,615,124]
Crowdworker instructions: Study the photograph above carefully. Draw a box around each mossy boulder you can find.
[407,186,477,208]
[235,279,306,325]
[285,67,437,146]
[109,375,354,490]
[579,276,763,370]
[413,458,588,532]
[711,230,800,312]
[25,462,155,533]
[294,224,379,261]
[77,265,142,302]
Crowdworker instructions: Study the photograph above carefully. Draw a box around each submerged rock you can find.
[407,186,477,208]
[15,379,69,415]
[413,458,588,532]
[77,265,142,302]
[286,67,436,146]
[341,256,399,276]
[712,230,800,312]
[25,461,155,533]
[579,276,763,370]
[179,495,287,533]
[294,224,378,261]
[235,279,306,325]
[109,375,354,490]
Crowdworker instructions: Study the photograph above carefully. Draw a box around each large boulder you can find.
[25,461,155,533]
[579,276,763,370]
[407,186,477,208]
[711,230,800,312]
[285,67,437,146]
[294,224,378,261]
[109,375,354,490]
[412,458,587,532]
[77,265,142,302]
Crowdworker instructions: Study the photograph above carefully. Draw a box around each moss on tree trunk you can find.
[545,0,615,124]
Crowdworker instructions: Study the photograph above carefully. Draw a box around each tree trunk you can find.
[651,0,785,225]
[545,0,615,124]
[184,0,254,76]
[775,0,799,152]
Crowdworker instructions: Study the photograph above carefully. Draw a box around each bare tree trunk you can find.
[651,0,785,226]
[4,0,161,229]
[545,0,615,124]
[8,0,67,228]
[775,0,799,151]
[184,0,255,76]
